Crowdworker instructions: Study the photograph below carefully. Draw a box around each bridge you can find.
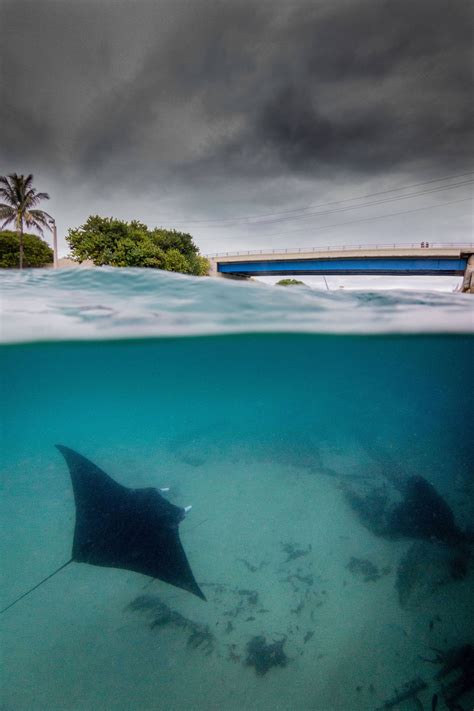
[207,243,474,291]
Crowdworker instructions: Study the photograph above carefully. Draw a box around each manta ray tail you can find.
[0,559,73,614]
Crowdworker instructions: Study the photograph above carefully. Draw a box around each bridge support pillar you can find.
[461,255,474,293]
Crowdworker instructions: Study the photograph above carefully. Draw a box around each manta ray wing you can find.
[56,445,205,600]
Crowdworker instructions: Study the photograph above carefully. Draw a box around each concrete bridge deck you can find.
[207,243,474,291]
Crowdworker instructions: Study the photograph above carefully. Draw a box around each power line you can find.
[203,197,472,243]
[197,179,474,229]
[259,197,472,239]
[152,171,474,226]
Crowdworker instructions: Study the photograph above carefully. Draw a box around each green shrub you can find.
[276,278,306,286]
[0,231,53,268]
[67,216,209,275]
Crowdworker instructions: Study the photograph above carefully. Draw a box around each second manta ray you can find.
[1,445,205,614]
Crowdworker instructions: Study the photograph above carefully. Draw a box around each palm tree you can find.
[0,173,53,269]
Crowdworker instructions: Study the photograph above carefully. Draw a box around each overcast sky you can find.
[1,0,473,274]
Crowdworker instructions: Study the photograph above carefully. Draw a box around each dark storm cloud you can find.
[248,0,474,175]
[1,0,473,186]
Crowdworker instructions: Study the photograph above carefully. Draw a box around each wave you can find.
[1,267,472,343]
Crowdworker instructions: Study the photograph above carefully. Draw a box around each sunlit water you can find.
[1,269,473,711]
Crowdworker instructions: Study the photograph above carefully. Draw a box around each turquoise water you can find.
[1,270,473,710]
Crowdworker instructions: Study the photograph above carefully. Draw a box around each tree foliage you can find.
[150,228,198,258]
[0,174,52,269]
[188,254,212,276]
[67,216,210,275]
[276,278,306,286]
[0,230,53,268]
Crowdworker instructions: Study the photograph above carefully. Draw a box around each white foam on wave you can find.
[1,267,472,343]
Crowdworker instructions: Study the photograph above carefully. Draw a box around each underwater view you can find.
[1,269,473,711]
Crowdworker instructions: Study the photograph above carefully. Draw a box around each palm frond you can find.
[24,209,53,234]
[32,191,50,202]
[10,173,33,192]
[24,190,50,208]
[0,205,17,230]
[0,185,15,203]
[0,205,15,220]
[0,176,12,189]
[27,209,53,223]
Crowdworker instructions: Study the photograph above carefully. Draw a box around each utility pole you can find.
[50,218,58,268]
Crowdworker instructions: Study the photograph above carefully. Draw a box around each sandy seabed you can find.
[1,446,473,711]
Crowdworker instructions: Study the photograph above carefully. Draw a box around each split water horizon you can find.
[1,268,473,710]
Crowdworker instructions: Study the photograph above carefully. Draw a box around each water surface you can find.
[1,269,473,710]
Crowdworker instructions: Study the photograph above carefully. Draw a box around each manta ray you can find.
[1,445,205,614]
